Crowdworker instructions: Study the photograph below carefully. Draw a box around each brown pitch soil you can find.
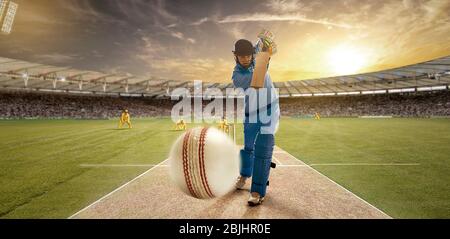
[70,146,390,219]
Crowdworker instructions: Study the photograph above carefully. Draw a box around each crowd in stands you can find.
[0,89,449,119]
[0,91,173,119]
[281,90,450,117]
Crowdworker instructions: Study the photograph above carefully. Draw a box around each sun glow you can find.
[328,45,368,75]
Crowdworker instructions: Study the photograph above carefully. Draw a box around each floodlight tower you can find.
[0,0,18,35]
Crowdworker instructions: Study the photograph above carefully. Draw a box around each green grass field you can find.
[0,117,449,218]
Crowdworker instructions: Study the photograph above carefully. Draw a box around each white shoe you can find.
[248,192,265,206]
[235,176,248,190]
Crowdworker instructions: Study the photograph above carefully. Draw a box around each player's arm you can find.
[251,47,273,89]
[251,35,276,89]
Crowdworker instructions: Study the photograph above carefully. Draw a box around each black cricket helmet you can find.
[233,39,255,56]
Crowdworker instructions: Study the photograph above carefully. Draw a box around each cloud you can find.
[191,17,209,26]
[335,0,450,66]
[225,24,245,40]
[34,53,82,63]
[91,50,104,58]
[113,0,177,22]
[61,0,180,28]
[136,36,168,61]
[217,13,360,29]
[151,0,178,22]
[167,30,196,44]
[60,0,127,26]
[187,38,196,44]
[148,58,234,83]
[20,11,71,26]
[285,0,447,76]
[5,0,449,84]
[100,65,128,75]
[170,31,184,40]
[265,0,310,13]
[7,47,34,55]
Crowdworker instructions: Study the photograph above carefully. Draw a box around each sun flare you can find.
[328,45,368,75]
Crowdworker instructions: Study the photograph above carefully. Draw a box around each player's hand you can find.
[262,42,275,56]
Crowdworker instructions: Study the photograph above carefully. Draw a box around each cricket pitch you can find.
[70,146,390,219]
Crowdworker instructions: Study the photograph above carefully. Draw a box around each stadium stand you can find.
[1,89,449,119]
[281,90,450,117]
[0,90,173,119]
[1,56,449,98]
[1,55,449,119]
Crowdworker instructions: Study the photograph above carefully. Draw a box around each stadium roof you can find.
[0,55,449,98]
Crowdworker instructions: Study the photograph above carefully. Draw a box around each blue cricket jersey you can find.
[232,59,280,134]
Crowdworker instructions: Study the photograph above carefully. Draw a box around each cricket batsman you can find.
[118,109,132,129]
[231,36,280,206]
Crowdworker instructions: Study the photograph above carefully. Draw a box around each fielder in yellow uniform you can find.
[314,112,321,120]
[218,117,230,133]
[175,119,187,131]
[118,109,132,129]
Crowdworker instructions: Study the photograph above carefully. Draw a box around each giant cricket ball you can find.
[169,127,239,199]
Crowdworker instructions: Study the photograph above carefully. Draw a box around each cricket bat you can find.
[250,52,271,89]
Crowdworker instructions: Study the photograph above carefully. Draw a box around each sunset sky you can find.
[1,0,450,83]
